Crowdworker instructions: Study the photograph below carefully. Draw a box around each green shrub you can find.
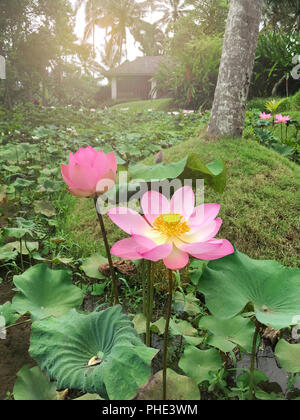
[155,36,222,110]
[290,90,300,110]
[247,91,300,112]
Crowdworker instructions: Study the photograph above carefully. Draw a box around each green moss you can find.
[61,135,299,268]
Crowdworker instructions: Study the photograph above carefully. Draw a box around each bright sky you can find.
[71,0,164,63]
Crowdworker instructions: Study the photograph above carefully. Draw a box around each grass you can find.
[111,98,174,112]
[59,134,300,268]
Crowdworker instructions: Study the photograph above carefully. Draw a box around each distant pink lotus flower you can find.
[275,114,291,124]
[260,112,272,120]
[61,146,117,198]
[108,187,234,270]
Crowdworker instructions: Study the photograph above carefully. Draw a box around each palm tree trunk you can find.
[207,0,263,138]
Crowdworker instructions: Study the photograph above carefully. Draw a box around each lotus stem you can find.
[19,238,24,271]
[163,269,173,400]
[249,325,259,400]
[146,261,154,347]
[5,319,31,330]
[142,260,147,317]
[94,198,119,305]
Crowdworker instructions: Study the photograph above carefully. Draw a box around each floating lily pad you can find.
[275,339,300,373]
[198,250,300,329]
[136,369,200,400]
[14,366,58,400]
[198,315,256,353]
[29,306,158,400]
[179,346,222,385]
[12,264,84,321]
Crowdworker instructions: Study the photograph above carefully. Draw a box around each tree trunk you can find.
[207,0,263,138]
[272,75,285,97]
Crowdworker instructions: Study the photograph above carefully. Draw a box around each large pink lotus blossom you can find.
[275,114,291,124]
[108,187,234,270]
[260,112,272,120]
[61,146,117,197]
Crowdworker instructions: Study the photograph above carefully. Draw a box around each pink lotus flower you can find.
[108,187,234,270]
[260,112,271,120]
[275,114,291,124]
[61,146,117,198]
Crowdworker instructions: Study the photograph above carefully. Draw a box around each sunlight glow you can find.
[72,0,163,63]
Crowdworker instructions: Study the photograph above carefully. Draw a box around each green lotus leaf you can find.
[81,254,108,280]
[129,156,188,182]
[12,264,84,321]
[133,313,147,334]
[34,200,56,218]
[74,393,104,400]
[0,245,18,261]
[179,346,222,385]
[0,145,25,162]
[32,253,73,265]
[38,179,62,193]
[150,317,166,334]
[4,227,30,239]
[0,302,20,326]
[129,154,226,193]
[255,390,285,400]
[136,369,200,400]
[198,250,300,329]
[173,292,201,316]
[5,241,39,255]
[133,315,202,345]
[13,366,58,400]
[237,370,268,388]
[275,339,300,373]
[29,306,158,400]
[12,178,35,188]
[181,155,226,194]
[198,315,256,353]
